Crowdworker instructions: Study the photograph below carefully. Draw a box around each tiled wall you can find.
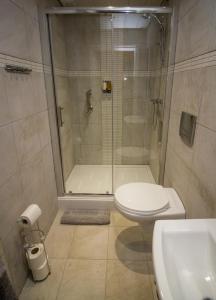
[165,0,216,217]
[65,15,104,165]
[59,14,163,166]
[0,0,58,295]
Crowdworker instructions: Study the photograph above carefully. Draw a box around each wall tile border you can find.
[174,50,216,73]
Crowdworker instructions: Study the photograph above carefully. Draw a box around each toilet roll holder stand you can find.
[18,219,51,280]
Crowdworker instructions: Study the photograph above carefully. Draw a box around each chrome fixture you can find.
[5,64,32,74]
[57,106,64,127]
[142,13,166,64]
[150,14,166,64]
[86,89,93,113]
[150,98,163,105]
[45,6,172,14]
[150,98,163,128]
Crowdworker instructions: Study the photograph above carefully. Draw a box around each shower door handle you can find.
[86,89,93,113]
[57,106,64,127]
[150,98,163,128]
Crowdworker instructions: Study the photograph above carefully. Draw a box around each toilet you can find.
[114,182,185,222]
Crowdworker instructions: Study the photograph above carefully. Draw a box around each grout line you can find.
[0,109,49,129]
[53,212,76,300]
[196,121,216,134]
[54,258,68,300]
[146,259,158,300]
[65,224,77,260]
[52,257,151,262]
[47,257,150,261]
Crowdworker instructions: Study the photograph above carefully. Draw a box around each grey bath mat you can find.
[60,209,110,225]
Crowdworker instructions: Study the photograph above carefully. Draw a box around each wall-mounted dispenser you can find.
[102,80,112,93]
[179,111,197,147]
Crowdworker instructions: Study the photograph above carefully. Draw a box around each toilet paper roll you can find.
[32,259,50,281]
[26,243,46,270]
[20,204,42,227]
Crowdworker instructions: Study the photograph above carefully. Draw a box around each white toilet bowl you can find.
[114,182,185,222]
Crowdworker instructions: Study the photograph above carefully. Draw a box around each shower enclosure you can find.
[46,6,172,195]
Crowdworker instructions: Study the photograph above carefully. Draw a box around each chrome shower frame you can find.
[45,6,172,14]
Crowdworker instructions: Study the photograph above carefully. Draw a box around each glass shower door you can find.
[50,14,113,194]
[50,11,169,195]
[111,13,168,191]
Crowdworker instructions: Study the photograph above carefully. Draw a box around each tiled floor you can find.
[65,165,155,194]
[19,210,158,300]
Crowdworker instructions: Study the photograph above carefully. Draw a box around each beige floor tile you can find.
[141,221,154,239]
[110,210,139,227]
[105,260,154,300]
[57,259,106,300]
[19,258,66,300]
[108,226,147,261]
[69,225,109,259]
[141,221,154,260]
[45,225,74,258]
[147,260,159,300]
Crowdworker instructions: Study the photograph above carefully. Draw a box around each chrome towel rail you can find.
[5,64,32,74]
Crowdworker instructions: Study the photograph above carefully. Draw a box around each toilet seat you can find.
[115,183,170,216]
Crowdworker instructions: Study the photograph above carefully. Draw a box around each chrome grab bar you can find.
[5,64,32,74]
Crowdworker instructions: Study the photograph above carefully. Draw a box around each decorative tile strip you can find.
[174,50,216,73]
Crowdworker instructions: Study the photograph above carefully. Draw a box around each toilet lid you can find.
[115,183,169,214]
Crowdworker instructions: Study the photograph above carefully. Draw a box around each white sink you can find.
[153,219,216,300]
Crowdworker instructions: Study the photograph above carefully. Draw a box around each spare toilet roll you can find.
[32,259,49,281]
[20,204,42,227]
[26,243,46,270]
